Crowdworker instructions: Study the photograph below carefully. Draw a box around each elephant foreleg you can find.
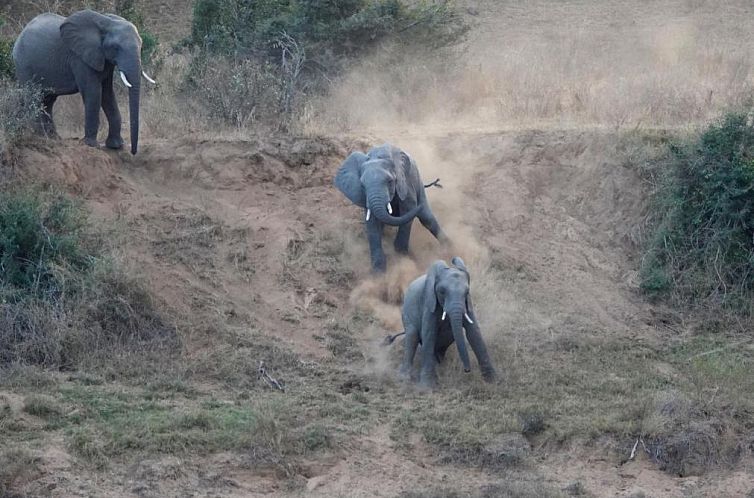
[101,74,123,150]
[78,77,102,148]
[365,219,386,272]
[394,220,413,254]
[418,320,439,389]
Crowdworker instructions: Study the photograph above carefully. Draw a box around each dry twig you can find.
[258,361,285,392]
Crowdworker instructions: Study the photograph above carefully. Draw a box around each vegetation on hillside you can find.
[0,16,14,79]
[641,111,754,320]
[185,0,467,127]
[0,189,175,368]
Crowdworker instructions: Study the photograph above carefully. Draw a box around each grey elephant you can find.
[334,143,449,272]
[386,257,496,388]
[13,9,156,154]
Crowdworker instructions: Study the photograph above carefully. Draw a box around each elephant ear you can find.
[451,256,470,284]
[423,260,448,315]
[334,151,369,207]
[60,10,111,72]
[389,147,412,201]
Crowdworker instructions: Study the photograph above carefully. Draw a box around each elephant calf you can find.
[334,143,449,272]
[388,257,497,388]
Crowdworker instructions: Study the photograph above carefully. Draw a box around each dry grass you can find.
[310,0,754,134]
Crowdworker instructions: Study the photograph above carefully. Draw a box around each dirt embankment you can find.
[7,128,752,497]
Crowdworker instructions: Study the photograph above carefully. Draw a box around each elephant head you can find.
[425,257,475,373]
[60,10,153,154]
[334,146,422,226]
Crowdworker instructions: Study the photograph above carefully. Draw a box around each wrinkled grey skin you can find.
[334,143,449,272]
[395,257,496,388]
[13,10,146,154]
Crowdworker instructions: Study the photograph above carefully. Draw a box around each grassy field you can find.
[1,1,754,497]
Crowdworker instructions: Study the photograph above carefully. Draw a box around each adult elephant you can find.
[334,143,449,272]
[386,257,496,388]
[13,9,155,154]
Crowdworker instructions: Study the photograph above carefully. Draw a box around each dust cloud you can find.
[319,0,754,373]
[308,0,754,135]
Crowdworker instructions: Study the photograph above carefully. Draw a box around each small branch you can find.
[258,361,285,392]
[424,178,443,189]
[629,438,639,460]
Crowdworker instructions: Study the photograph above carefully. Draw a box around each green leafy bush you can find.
[0,189,175,367]
[0,191,92,299]
[641,111,754,315]
[116,0,159,65]
[189,0,467,66]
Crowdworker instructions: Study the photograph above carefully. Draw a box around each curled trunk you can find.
[366,191,421,226]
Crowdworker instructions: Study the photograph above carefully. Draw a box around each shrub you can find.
[0,189,176,368]
[115,0,159,65]
[0,16,13,80]
[189,0,467,67]
[187,56,282,128]
[0,80,44,165]
[640,111,754,316]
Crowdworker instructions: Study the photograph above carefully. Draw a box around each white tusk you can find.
[387,203,393,215]
[441,311,446,321]
[142,71,156,84]
[464,313,474,324]
[119,71,132,88]
[365,209,371,221]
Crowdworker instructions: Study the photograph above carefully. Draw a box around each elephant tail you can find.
[424,178,442,189]
[383,332,406,345]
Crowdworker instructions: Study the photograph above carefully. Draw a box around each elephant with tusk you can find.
[13,9,157,154]
[334,143,449,272]
[388,257,497,388]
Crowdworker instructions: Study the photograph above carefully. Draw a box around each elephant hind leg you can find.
[399,322,420,380]
[417,205,449,243]
[101,74,123,150]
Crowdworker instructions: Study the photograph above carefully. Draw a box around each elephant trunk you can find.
[128,80,140,155]
[447,304,471,373]
[366,191,421,226]
[120,58,141,155]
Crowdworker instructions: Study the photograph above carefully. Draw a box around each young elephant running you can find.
[387,257,497,388]
[334,143,449,272]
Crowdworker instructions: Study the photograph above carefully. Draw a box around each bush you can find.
[0,16,13,80]
[115,0,159,65]
[0,40,13,81]
[189,0,467,68]
[640,111,754,316]
[0,80,44,164]
[187,56,282,128]
[0,189,175,368]
[185,0,466,127]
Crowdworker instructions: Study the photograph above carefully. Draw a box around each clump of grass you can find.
[0,188,176,369]
[640,111,754,319]
[22,395,62,419]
